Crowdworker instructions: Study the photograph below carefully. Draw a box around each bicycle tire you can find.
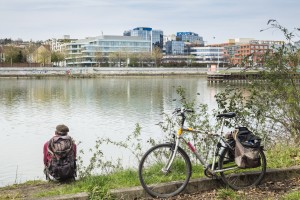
[218,147,266,190]
[138,143,192,198]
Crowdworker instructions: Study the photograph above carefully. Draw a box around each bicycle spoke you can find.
[139,143,191,198]
[219,147,266,189]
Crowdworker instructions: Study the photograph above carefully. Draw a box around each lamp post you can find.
[217,46,220,72]
[213,37,219,73]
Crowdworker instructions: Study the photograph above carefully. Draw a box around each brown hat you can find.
[56,124,69,135]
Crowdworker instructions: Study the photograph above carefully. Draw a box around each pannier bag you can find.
[233,127,262,169]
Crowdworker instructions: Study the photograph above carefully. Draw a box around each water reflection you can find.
[0,76,224,186]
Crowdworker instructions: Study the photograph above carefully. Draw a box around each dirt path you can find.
[0,181,66,199]
[170,176,300,200]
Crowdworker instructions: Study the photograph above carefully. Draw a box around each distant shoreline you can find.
[0,67,209,78]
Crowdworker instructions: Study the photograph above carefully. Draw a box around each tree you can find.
[128,53,138,67]
[109,49,132,67]
[16,50,24,63]
[39,47,51,66]
[138,52,152,67]
[24,43,38,64]
[254,20,300,143]
[152,47,163,67]
[51,51,65,66]
[215,20,300,144]
[4,46,18,66]
[109,52,121,66]
[94,51,105,67]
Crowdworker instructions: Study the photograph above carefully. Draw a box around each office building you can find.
[65,35,151,67]
[176,32,204,46]
[124,27,163,50]
[190,46,224,64]
[165,41,185,55]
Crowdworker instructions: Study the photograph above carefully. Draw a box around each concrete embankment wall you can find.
[0,67,209,78]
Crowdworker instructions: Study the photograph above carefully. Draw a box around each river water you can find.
[0,76,224,187]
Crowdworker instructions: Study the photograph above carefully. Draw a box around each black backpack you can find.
[47,135,76,181]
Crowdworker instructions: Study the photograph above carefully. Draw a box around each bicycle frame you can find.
[140,108,266,198]
[163,109,238,175]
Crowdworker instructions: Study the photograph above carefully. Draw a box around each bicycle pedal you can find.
[204,168,215,178]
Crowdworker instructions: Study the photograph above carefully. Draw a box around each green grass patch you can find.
[265,144,300,168]
[33,169,140,198]
[139,159,201,185]
[216,188,240,200]
[281,191,300,200]
[0,193,22,200]
[191,164,205,178]
[34,163,205,198]
[34,182,87,198]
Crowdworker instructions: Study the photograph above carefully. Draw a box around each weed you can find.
[216,188,239,200]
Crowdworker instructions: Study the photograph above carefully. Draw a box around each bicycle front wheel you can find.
[218,147,266,190]
[138,143,192,198]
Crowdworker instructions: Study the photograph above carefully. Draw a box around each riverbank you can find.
[1,143,299,199]
[0,67,209,78]
[0,166,299,200]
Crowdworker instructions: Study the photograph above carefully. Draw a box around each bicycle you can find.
[138,107,266,198]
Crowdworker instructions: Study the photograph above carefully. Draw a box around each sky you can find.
[0,0,299,44]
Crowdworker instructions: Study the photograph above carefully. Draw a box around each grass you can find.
[33,162,205,198]
[216,188,240,200]
[33,169,140,198]
[265,144,300,168]
[282,191,300,200]
[1,144,299,199]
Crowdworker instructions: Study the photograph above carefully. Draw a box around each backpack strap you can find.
[232,129,238,140]
[47,138,54,156]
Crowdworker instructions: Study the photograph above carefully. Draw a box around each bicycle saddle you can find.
[217,112,236,118]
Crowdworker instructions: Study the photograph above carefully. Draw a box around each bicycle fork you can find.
[161,137,180,174]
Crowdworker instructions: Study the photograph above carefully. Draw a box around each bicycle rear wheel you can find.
[218,147,266,190]
[138,143,192,198]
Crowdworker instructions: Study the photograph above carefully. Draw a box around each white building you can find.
[65,35,151,67]
[190,46,225,66]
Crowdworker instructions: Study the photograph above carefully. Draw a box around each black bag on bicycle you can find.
[233,127,262,169]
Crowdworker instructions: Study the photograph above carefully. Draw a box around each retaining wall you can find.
[0,67,208,77]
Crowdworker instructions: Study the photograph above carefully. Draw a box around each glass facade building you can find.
[176,32,204,46]
[65,35,151,67]
[125,27,164,50]
[165,41,185,55]
[190,47,224,63]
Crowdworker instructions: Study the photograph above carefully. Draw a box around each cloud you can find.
[0,0,299,42]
